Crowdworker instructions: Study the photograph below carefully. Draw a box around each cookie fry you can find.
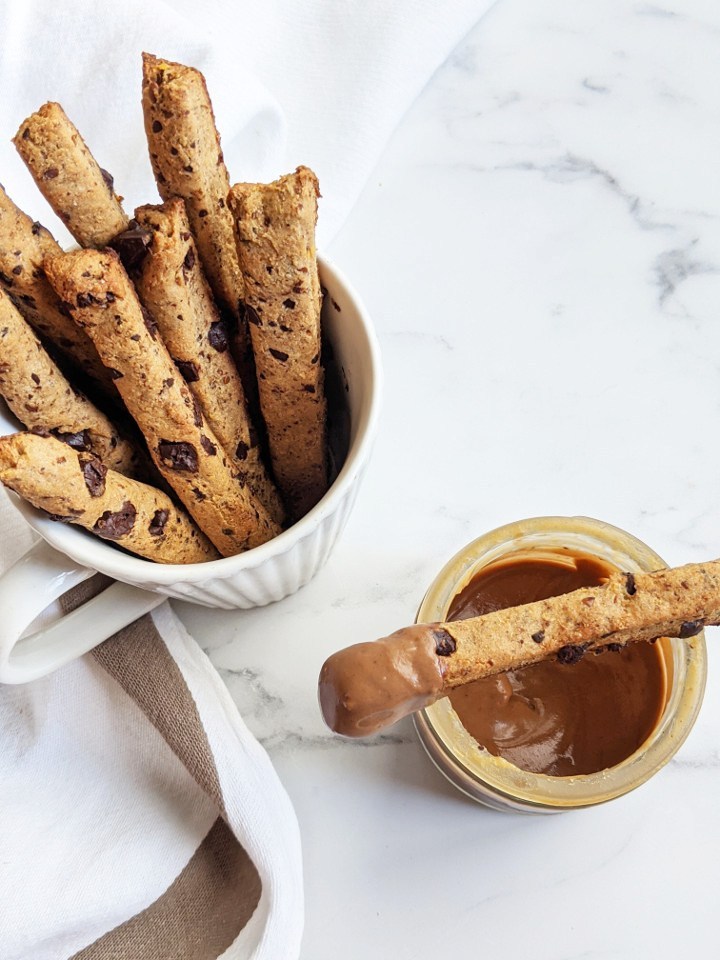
[140,53,256,407]
[44,248,279,557]
[133,198,285,525]
[0,432,218,564]
[13,102,128,248]
[319,561,720,737]
[0,288,143,476]
[229,167,328,519]
[0,184,113,394]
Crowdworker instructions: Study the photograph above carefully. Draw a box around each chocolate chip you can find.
[31,221,42,236]
[557,644,587,665]
[531,630,545,644]
[624,572,637,596]
[246,305,261,327]
[200,435,217,455]
[269,348,289,362]
[130,334,141,342]
[235,440,249,461]
[679,620,703,638]
[30,373,40,385]
[82,458,108,497]
[94,501,137,539]
[198,208,208,218]
[606,642,623,652]
[208,320,229,352]
[76,292,97,308]
[107,368,123,380]
[55,430,91,452]
[192,486,207,501]
[191,395,203,427]
[182,247,195,271]
[46,512,73,523]
[183,164,193,173]
[158,440,198,472]
[42,167,59,180]
[310,352,319,364]
[302,384,316,393]
[110,223,153,271]
[283,298,296,309]
[11,265,22,276]
[433,628,456,657]
[100,168,114,191]
[162,377,174,389]
[105,291,116,304]
[149,509,169,536]
[152,120,163,132]
[175,359,199,383]
[21,127,29,140]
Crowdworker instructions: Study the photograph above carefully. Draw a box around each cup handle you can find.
[0,539,166,684]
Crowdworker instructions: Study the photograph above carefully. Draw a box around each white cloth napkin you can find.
[0,1,497,957]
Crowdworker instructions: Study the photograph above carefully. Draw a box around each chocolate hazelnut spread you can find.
[447,552,668,776]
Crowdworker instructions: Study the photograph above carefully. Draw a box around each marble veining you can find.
[175,2,720,957]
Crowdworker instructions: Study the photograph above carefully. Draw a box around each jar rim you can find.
[415,515,708,810]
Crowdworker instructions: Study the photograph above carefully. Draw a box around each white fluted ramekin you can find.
[0,256,381,682]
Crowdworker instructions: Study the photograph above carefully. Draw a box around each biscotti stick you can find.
[319,560,720,737]
[0,185,114,394]
[132,199,285,525]
[0,432,218,564]
[0,288,143,477]
[13,102,129,248]
[140,53,256,407]
[229,167,328,519]
[44,248,279,556]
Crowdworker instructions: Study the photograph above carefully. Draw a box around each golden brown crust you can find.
[43,248,279,557]
[140,53,259,407]
[229,167,328,519]
[132,199,285,525]
[0,288,142,476]
[438,562,719,686]
[12,102,128,248]
[0,184,114,394]
[0,432,218,563]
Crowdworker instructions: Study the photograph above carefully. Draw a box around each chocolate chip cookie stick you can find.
[229,167,328,520]
[0,433,218,564]
[140,53,256,406]
[44,249,279,556]
[319,562,720,737]
[0,288,142,477]
[133,199,285,526]
[0,185,114,394]
[13,102,129,248]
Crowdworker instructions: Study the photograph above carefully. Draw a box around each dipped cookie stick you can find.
[229,167,328,519]
[0,432,218,564]
[0,288,143,477]
[140,53,256,407]
[13,102,128,248]
[0,185,113,394]
[319,561,720,737]
[44,248,279,557]
[132,198,285,525]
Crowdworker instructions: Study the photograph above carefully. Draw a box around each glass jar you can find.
[413,516,707,813]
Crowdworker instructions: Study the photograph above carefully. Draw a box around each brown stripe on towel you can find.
[71,817,261,960]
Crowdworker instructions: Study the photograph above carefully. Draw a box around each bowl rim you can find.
[1,254,383,584]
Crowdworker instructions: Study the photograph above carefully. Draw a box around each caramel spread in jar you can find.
[447,552,668,777]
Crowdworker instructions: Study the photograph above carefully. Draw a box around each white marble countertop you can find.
[177,3,720,956]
